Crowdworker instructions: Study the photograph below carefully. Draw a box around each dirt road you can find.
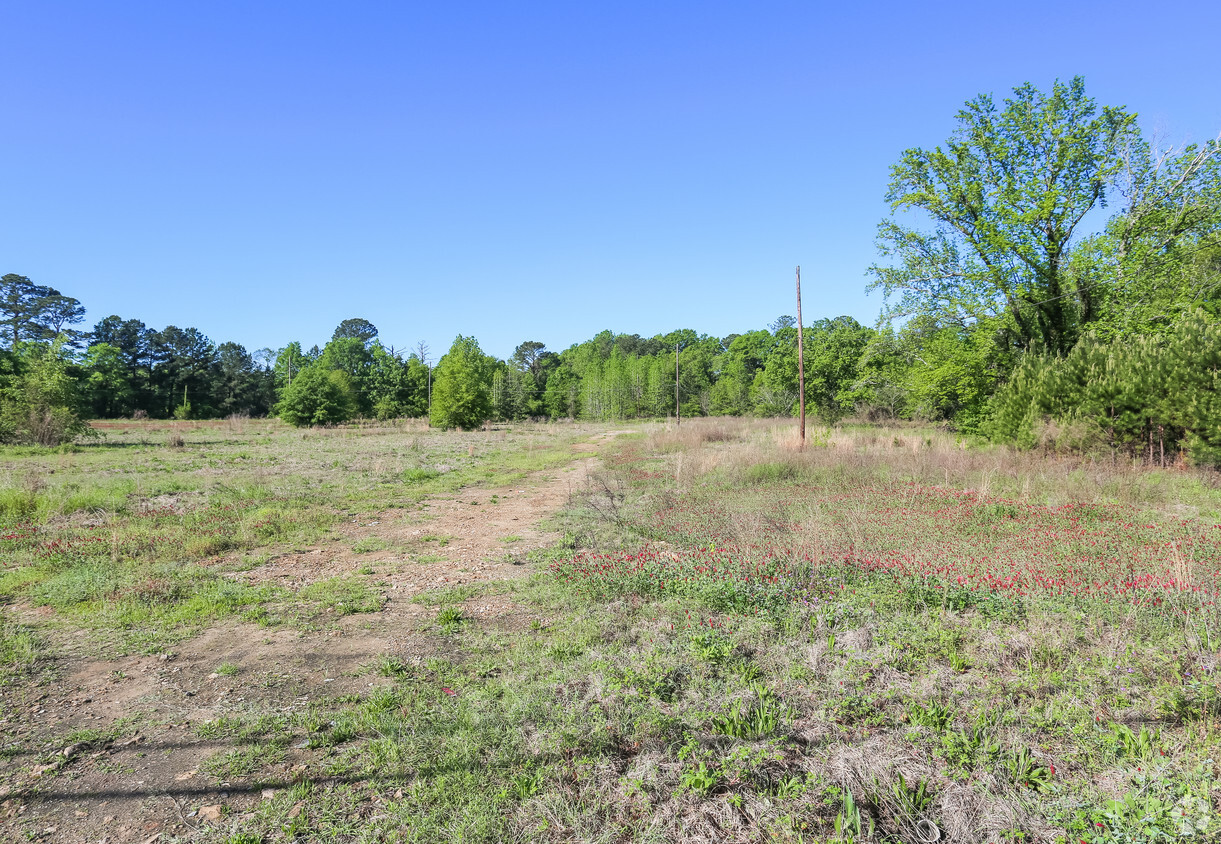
[0,436,614,842]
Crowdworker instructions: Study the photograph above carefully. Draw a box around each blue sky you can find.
[3,1,1219,361]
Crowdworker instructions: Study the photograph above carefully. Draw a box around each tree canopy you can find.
[871,77,1139,354]
[332,318,379,344]
[1,274,86,348]
[430,335,493,430]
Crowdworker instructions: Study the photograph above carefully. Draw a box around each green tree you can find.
[842,326,909,420]
[711,330,775,415]
[0,340,93,445]
[1084,137,1221,336]
[89,316,155,414]
[149,326,219,418]
[987,312,1221,466]
[544,362,582,419]
[511,341,547,379]
[82,343,136,419]
[897,318,1000,431]
[430,336,493,430]
[870,77,1138,355]
[275,365,357,427]
[213,342,274,416]
[331,318,378,344]
[367,345,428,419]
[1,274,86,348]
[317,337,374,414]
[803,317,872,423]
[273,342,308,393]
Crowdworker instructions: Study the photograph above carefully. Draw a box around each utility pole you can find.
[415,340,433,423]
[796,266,806,451]
[675,342,680,427]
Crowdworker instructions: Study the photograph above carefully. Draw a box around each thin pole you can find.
[796,266,806,451]
[675,343,680,426]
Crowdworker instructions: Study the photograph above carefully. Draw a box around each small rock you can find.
[198,804,223,822]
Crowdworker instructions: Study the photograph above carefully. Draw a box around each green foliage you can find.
[299,577,385,615]
[275,365,358,426]
[835,788,873,842]
[907,699,954,732]
[0,614,40,678]
[0,340,94,445]
[436,605,465,632]
[1004,747,1053,791]
[1064,767,1217,843]
[679,760,721,795]
[711,683,789,739]
[1108,722,1161,761]
[430,335,493,430]
[895,317,1002,431]
[0,273,85,346]
[689,629,734,664]
[368,346,428,419]
[331,318,378,344]
[871,77,1138,356]
[988,312,1221,466]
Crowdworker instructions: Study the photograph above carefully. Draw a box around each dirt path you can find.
[0,435,618,842]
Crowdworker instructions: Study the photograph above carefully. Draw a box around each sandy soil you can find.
[0,435,618,842]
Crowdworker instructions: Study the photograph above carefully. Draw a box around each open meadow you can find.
[2,418,1221,843]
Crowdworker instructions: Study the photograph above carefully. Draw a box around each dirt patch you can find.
[0,433,622,842]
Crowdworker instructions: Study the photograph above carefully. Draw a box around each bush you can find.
[0,341,94,446]
[275,366,357,427]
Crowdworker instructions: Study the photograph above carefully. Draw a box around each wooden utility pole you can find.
[675,342,680,426]
[795,266,806,450]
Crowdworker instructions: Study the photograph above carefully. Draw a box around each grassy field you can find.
[2,417,1220,843]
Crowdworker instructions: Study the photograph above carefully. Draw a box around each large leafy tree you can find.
[332,318,378,345]
[430,335,492,430]
[711,330,774,415]
[870,77,1138,355]
[1085,136,1221,335]
[1,274,86,348]
[273,342,309,392]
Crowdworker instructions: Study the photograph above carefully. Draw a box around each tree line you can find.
[2,77,1218,465]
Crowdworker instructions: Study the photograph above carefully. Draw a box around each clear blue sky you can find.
[3,1,1219,361]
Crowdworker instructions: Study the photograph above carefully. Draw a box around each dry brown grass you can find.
[636,416,1219,516]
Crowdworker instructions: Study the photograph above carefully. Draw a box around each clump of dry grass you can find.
[643,418,1219,514]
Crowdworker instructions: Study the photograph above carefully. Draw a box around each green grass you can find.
[298,576,386,616]
[0,419,596,653]
[8,418,1221,841]
[0,613,40,680]
[352,536,392,553]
